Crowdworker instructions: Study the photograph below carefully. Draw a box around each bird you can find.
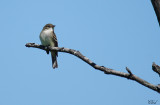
[39,23,58,69]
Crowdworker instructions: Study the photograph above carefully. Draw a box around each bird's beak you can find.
[53,25,56,27]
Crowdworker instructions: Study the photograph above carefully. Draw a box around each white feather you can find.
[39,28,55,46]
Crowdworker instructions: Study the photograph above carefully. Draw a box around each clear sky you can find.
[0,0,160,105]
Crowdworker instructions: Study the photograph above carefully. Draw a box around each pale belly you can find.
[40,32,55,46]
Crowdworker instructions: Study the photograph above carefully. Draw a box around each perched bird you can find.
[39,24,58,69]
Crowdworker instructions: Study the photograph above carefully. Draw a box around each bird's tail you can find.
[51,51,58,69]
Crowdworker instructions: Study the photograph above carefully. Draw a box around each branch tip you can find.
[152,62,160,76]
[126,67,133,75]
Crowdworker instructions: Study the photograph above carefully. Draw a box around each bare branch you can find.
[126,67,133,79]
[25,43,160,93]
[151,0,160,26]
[152,62,160,76]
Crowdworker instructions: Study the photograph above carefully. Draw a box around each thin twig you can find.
[126,67,133,79]
[152,62,160,76]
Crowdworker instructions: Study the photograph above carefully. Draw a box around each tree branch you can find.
[152,62,160,76]
[151,0,160,26]
[25,43,160,93]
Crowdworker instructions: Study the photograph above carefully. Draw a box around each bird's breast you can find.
[40,29,54,46]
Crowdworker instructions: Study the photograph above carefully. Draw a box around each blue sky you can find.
[0,0,160,105]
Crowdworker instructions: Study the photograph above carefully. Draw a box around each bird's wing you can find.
[52,32,58,56]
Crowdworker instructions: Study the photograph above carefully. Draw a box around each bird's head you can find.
[43,24,55,30]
